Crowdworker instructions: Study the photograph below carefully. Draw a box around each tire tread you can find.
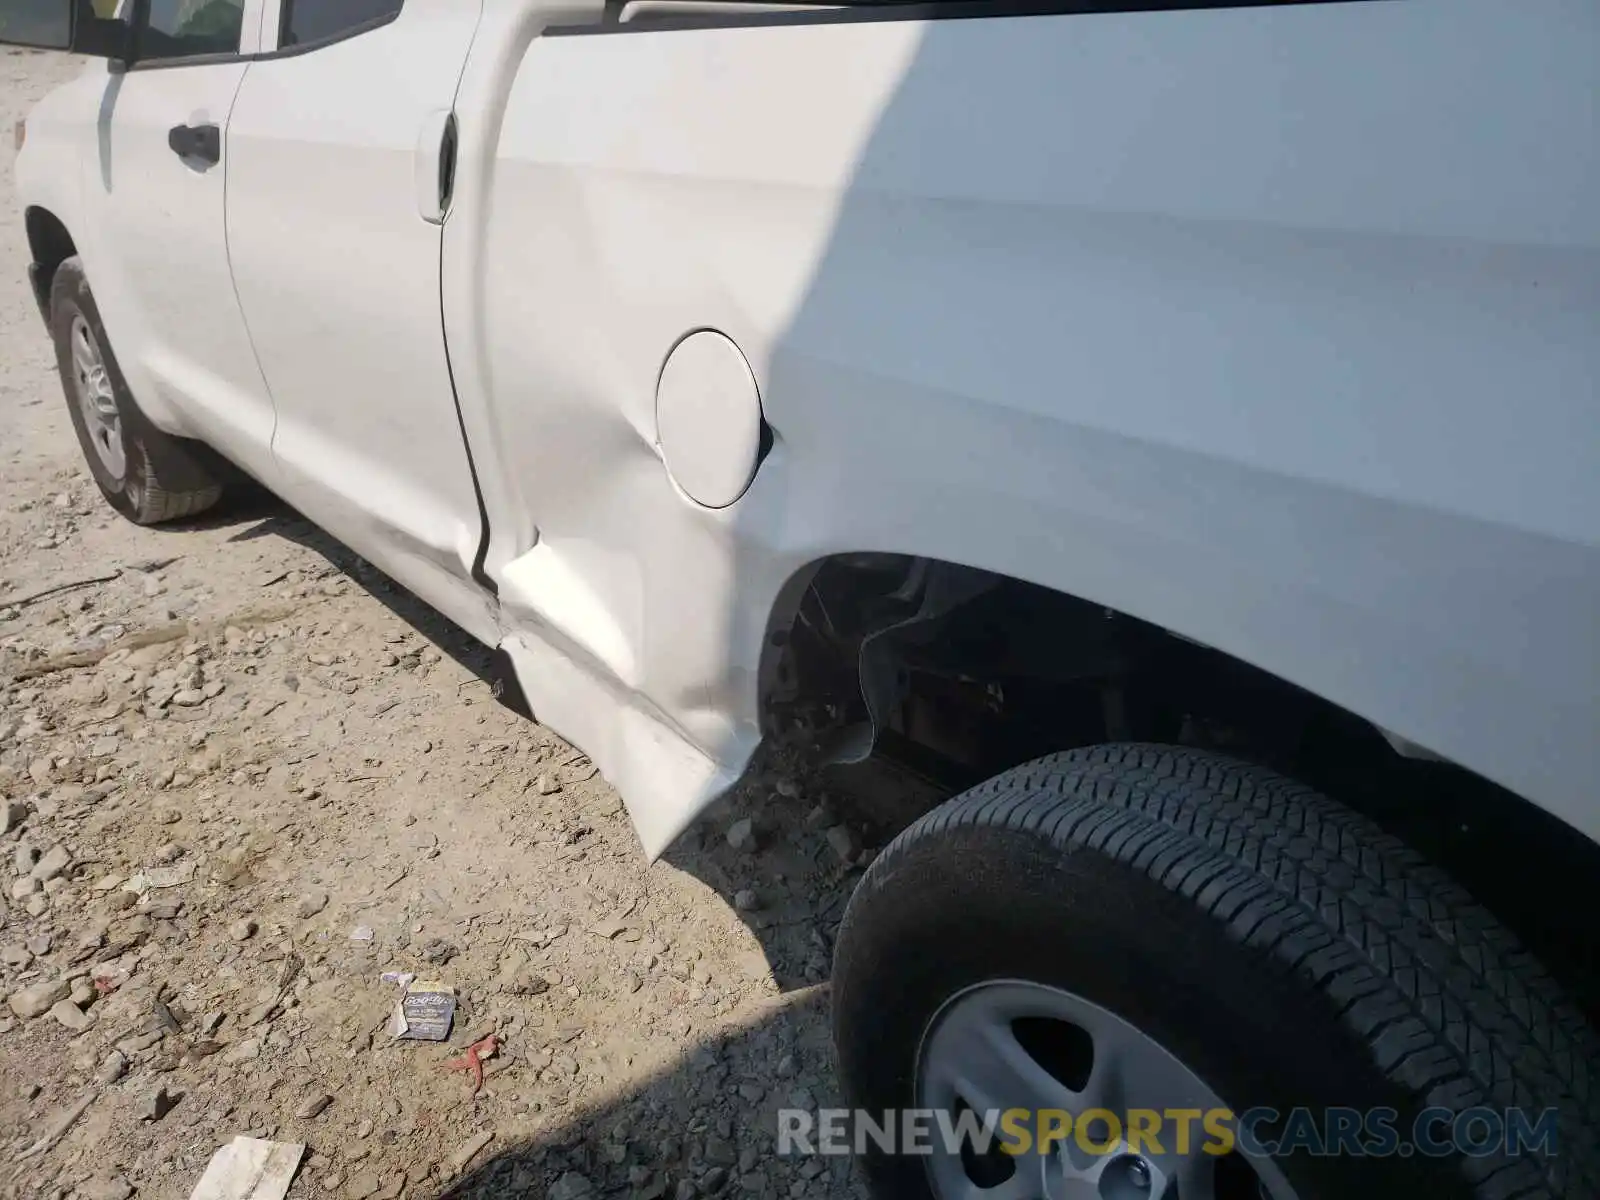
[846,743,1600,1199]
[48,256,226,527]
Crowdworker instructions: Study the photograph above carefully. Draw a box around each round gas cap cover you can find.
[655,330,763,509]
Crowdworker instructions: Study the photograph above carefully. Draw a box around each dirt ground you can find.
[1,49,876,1200]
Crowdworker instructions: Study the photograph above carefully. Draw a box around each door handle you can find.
[414,109,456,224]
[167,123,221,165]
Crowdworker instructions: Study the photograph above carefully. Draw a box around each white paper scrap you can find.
[187,1137,305,1200]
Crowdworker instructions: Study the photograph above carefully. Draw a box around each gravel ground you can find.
[0,48,881,1200]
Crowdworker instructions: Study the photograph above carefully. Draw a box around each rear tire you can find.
[833,744,1600,1200]
[49,256,225,525]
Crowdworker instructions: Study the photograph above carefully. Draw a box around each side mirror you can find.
[0,0,132,59]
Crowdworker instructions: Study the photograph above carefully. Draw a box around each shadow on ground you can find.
[172,490,903,1199]
[437,986,856,1200]
[426,753,946,1198]
[172,483,496,683]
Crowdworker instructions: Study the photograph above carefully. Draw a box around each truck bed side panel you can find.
[455,0,1600,853]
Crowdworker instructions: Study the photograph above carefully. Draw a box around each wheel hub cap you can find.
[914,980,1298,1200]
[70,314,124,478]
[1045,1147,1167,1200]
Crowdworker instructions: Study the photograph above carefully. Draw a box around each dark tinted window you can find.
[281,0,402,47]
[0,0,71,50]
[143,0,244,57]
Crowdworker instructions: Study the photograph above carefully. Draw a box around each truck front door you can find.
[77,0,280,484]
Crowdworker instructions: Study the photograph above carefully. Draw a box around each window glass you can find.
[281,0,403,48]
[0,0,71,49]
[143,0,244,58]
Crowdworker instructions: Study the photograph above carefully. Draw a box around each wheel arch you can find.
[24,205,77,323]
[755,532,1599,852]
[755,548,1600,1021]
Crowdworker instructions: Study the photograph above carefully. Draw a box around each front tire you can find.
[833,744,1600,1200]
[49,256,225,525]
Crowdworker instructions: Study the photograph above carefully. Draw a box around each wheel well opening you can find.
[25,207,76,316]
[759,552,1600,1025]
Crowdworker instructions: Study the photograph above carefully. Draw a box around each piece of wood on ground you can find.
[0,569,122,610]
[16,1090,97,1160]
[187,1137,305,1200]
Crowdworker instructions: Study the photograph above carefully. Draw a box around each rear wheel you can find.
[833,744,1600,1200]
[49,256,225,525]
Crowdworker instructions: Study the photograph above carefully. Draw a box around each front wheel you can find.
[49,256,226,525]
[832,745,1600,1200]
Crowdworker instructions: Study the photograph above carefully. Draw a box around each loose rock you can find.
[97,1050,128,1084]
[419,938,457,965]
[1,798,26,834]
[77,1177,134,1200]
[223,1037,261,1064]
[726,818,757,852]
[8,978,71,1020]
[447,1130,495,1175]
[550,1172,596,1200]
[152,841,183,864]
[149,999,183,1035]
[140,1085,178,1121]
[296,1092,333,1119]
[825,824,862,863]
[117,1031,164,1055]
[50,999,93,1032]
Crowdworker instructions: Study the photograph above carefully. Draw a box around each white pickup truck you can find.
[6,1,1599,1196]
